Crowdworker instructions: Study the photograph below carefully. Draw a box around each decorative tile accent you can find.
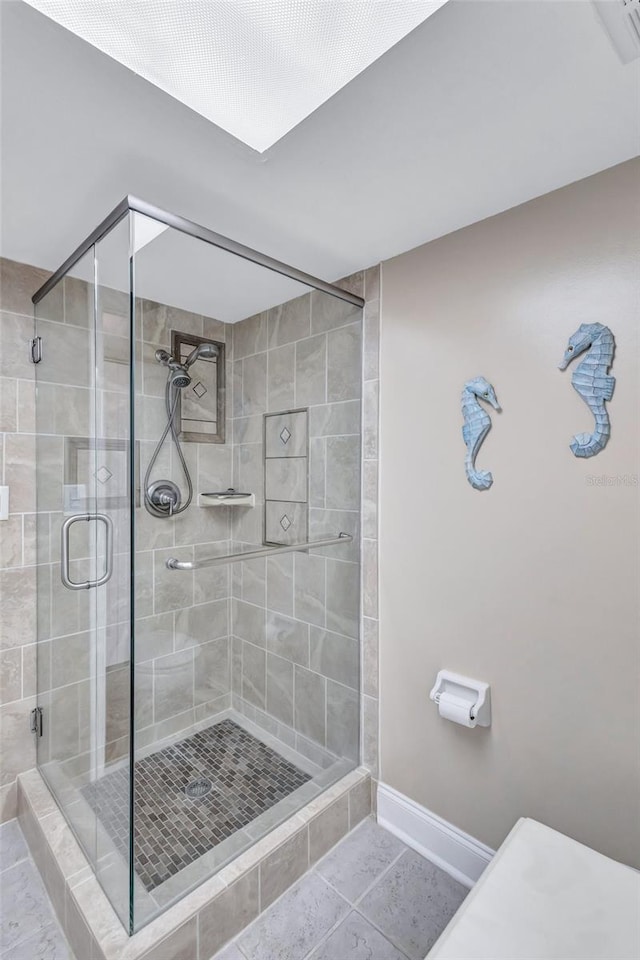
[265,412,307,459]
[265,502,308,546]
[82,719,311,892]
[192,381,207,399]
[95,465,113,485]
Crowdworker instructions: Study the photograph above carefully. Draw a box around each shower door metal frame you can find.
[32,195,366,309]
[32,196,365,936]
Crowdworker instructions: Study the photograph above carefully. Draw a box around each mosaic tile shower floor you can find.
[82,719,311,891]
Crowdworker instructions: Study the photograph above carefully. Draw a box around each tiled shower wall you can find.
[0,258,46,821]
[36,273,237,771]
[228,268,380,776]
[131,301,235,756]
[0,255,238,809]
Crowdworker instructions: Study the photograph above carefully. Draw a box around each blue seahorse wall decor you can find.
[558,323,615,458]
[461,377,500,490]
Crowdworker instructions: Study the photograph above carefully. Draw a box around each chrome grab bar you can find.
[61,513,114,590]
[166,532,353,571]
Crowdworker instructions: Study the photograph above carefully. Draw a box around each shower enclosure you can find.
[31,197,363,933]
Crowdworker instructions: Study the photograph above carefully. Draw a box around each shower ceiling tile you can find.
[22,0,448,152]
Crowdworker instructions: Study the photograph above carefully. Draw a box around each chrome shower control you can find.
[146,480,182,517]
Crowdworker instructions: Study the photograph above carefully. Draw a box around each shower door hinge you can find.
[30,336,42,364]
[30,706,43,737]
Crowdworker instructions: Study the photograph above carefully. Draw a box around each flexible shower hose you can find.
[143,379,193,517]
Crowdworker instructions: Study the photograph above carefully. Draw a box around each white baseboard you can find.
[377,782,494,888]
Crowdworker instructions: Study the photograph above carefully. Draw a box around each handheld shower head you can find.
[168,365,191,389]
[185,342,218,367]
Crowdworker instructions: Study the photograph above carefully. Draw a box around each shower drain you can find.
[185,777,213,799]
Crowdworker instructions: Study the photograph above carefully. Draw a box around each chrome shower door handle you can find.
[61,513,114,590]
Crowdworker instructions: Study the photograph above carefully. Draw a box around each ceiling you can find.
[20,0,448,152]
[1,0,638,321]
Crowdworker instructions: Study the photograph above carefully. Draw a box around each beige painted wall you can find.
[379,159,640,866]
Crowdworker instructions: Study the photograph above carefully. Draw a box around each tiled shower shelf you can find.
[18,764,372,960]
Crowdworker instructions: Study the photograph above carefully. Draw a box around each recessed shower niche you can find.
[170,330,226,443]
[30,197,364,936]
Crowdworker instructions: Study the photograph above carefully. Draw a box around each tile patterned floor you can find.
[212,818,468,960]
[82,718,311,891]
[0,813,466,960]
[0,819,73,960]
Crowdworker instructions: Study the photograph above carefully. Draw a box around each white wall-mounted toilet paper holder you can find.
[429,670,491,728]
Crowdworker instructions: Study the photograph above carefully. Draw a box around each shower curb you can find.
[18,765,371,960]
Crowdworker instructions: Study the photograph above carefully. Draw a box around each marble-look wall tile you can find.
[134,613,174,664]
[363,539,379,620]
[199,868,260,959]
[363,460,378,540]
[4,434,35,513]
[265,501,308,546]
[194,638,231,706]
[363,695,379,779]
[267,343,295,412]
[309,438,326,508]
[326,681,359,761]
[293,553,326,628]
[266,554,294,617]
[241,642,266,711]
[233,312,267,360]
[0,515,23,569]
[310,628,359,691]
[265,457,307,503]
[326,436,360,511]
[268,295,311,348]
[294,666,325,745]
[264,411,307,458]
[0,377,17,432]
[348,777,372,828]
[241,353,267,417]
[308,794,349,863]
[241,558,266,607]
[259,827,308,910]
[0,649,22,704]
[364,264,381,301]
[266,612,309,666]
[0,258,50,315]
[310,291,361,335]
[0,566,36,649]
[153,547,194,613]
[362,618,379,699]
[364,298,380,382]
[295,334,326,407]
[142,302,203,345]
[327,323,362,403]
[154,649,194,724]
[309,400,360,438]
[234,443,264,501]
[0,312,36,380]
[265,653,293,726]
[174,600,229,649]
[363,380,379,460]
[325,561,359,639]
[0,697,37,787]
[233,600,266,647]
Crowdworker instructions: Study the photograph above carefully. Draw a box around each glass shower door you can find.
[34,216,134,932]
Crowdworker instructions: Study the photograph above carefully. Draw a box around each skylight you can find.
[23,0,448,152]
